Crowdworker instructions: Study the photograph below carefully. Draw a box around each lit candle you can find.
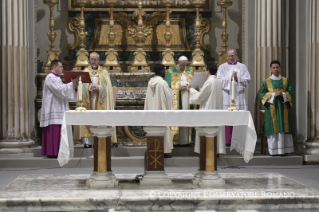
[231,77,235,101]
[78,76,82,101]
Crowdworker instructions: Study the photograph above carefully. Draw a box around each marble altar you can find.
[0,173,318,211]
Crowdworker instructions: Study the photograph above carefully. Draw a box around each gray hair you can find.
[90,52,100,58]
[227,49,237,55]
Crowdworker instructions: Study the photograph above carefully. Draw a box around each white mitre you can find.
[178,56,188,61]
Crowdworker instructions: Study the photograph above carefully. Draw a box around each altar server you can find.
[145,64,174,156]
[259,60,294,156]
[40,60,79,158]
[217,49,251,146]
[189,63,226,154]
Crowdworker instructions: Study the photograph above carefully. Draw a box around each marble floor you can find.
[0,168,319,212]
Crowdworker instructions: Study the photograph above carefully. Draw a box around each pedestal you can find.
[303,141,319,162]
[0,140,34,154]
[193,127,225,187]
[140,126,172,186]
[86,126,118,188]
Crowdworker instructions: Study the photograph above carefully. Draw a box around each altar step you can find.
[0,145,303,168]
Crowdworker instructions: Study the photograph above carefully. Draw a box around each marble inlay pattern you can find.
[0,173,319,211]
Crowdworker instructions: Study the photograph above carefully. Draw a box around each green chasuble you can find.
[164,66,193,110]
[165,66,194,142]
[259,77,294,136]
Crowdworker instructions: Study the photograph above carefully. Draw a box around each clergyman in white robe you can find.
[40,60,77,157]
[189,67,226,154]
[144,65,175,153]
[217,49,251,146]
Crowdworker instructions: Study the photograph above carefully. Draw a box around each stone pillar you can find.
[254,0,286,134]
[0,0,34,153]
[303,0,319,162]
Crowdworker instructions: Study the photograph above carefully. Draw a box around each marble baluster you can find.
[140,126,172,186]
[87,126,118,188]
[0,0,34,153]
[254,0,286,134]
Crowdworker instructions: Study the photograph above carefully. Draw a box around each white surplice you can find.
[189,75,226,154]
[217,62,251,110]
[40,73,77,165]
[40,73,77,127]
[144,76,175,153]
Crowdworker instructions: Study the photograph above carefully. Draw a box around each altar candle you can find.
[78,76,82,101]
[232,77,235,100]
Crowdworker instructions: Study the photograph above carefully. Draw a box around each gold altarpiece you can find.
[37,0,215,143]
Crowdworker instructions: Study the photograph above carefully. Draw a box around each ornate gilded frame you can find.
[67,0,212,12]
[88,18,191,52]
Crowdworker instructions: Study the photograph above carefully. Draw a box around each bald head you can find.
[89,52,100,68]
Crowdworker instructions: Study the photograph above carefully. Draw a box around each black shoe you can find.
[226,144,230,147]
[47,155,57,158]
[164,153,172,158]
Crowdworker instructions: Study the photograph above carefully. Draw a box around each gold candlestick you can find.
[217,0,232,67]
[73,0,90,70]
[190,0,206,72]
[161,0,175,69]
[228,99,239,111]
[103,0,122,73]
[75,76,86,111]
[43,0,60,73]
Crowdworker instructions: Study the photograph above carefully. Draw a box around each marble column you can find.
[303,0,319,162]
[307,0,319,141]
[87,126,118,188]
[0,0,34,153]
[254,0,286,134]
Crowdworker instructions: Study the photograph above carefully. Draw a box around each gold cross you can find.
[149,139,162,168]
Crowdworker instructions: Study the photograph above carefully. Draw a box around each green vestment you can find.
[259,77,294,137]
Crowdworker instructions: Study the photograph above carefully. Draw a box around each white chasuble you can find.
[189,75,226,154]
[144,76,175,153]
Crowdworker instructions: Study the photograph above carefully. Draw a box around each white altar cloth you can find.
[58,110,257,166]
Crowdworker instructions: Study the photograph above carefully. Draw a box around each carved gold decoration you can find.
[68,0,212,12]
[73,0,90,70]
[190,0,206,72]
[89,18,190,52]
[67,17,81,50]
[160,0,175,68]
[43,0,60,73]
[217,0,233,67]
[112,1,166,72]
[199,18,211,50]
[103,0,122,73]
